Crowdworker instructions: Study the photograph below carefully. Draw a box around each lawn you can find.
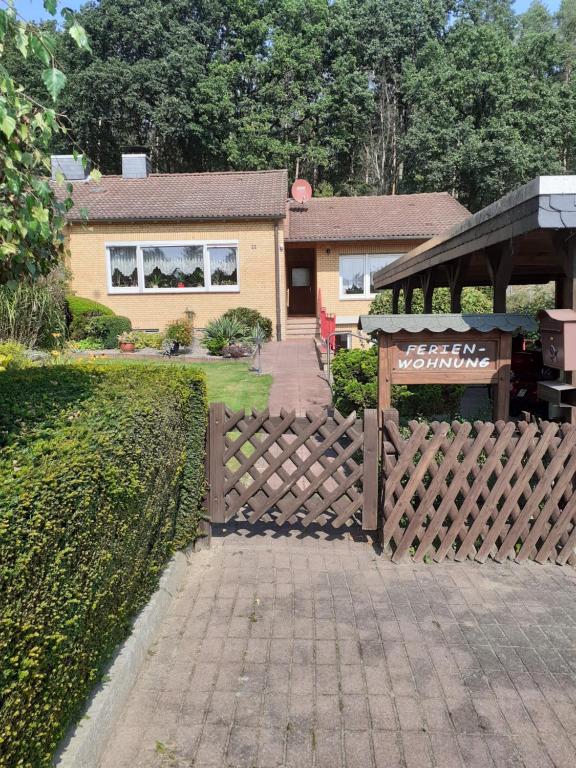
[192,362,271,412]
[86,358,271,412]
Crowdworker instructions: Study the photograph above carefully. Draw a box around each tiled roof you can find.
[286,192,470,241]
[58,169,288,222]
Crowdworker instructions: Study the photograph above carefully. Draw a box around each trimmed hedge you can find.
[0,361,207,767]
[66,295,115,341]
[84,315,132,348]
[66,295,114,318]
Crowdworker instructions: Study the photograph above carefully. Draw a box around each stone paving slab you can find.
[260,340,332,416]
[98,521,576,767]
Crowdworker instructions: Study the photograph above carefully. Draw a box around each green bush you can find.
[203,316,249,355]
[0,361,207,767]
[165,320,193,347]
[0,341,31,371]
[67,296,116,341]
[332,346,464,420]
[369,286,493,315]
[66,295,114,318]
[0,270,68,348]
[222,307,273,341]
[85,315,132,348]
[133,331,164,350]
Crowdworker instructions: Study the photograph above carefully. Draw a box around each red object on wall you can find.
[318,289,336,350]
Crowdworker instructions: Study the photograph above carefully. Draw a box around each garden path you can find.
[260,340,332,415]
[98,519,576,768]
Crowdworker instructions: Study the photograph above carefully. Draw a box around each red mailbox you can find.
[538,309,576,371]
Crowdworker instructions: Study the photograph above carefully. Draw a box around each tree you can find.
[400,10,568,210]
[0,2,90,284]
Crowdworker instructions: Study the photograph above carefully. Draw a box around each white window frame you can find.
[105,240,240,295]
[338,253,403,300]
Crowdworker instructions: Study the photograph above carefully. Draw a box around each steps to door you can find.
[285,316,318,338]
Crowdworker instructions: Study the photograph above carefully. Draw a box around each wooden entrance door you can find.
[287,250,316,315]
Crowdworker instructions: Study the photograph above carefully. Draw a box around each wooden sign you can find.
[378,330,512,421]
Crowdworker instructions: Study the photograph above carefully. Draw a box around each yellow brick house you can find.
[57,153,469,342]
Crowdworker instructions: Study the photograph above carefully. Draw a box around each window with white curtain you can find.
[339,254,402,298]
[109,246,138,288]
[106,241,239,293]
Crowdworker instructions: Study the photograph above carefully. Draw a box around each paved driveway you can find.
[99,522,576,767]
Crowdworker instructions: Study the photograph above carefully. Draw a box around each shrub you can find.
[66,295,114,318]
[165,319,193,347]
[0,361,207,766]
[332,346,379,416]
[66,295,115,341]
[222,307,273,341]
[85,315,132,348]
[71,337,106,351]
[203,316,249,355]
[332,346,464,420]
[0,270,68,348]
[133,331,164,350]
[369,286,493,315]
[0,341,31,371]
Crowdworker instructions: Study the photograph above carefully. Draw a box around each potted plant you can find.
[118,330,137,352]
[165,320,193,354]
[148,273,162,289]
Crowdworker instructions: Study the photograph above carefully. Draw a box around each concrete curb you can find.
[53,544,199,768]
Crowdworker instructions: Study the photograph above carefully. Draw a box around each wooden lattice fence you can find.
[381,416,576,565]
[208,403,378,529]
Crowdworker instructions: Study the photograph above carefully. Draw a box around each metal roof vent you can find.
[122,153,151,179]
[51,154,90,181]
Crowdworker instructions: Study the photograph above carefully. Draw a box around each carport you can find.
[372,176,576,315]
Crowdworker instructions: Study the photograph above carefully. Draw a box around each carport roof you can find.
[372,176,576,290]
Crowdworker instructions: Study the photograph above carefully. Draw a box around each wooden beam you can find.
[493,332,512,422]
[377,334,392,415]
[392,285,400,314]
[486,242,514,313]
[402,279,414,314]
[420,271,434,313]
[554,232,576,311]
[553,233,576,425]
[444,255,470,313]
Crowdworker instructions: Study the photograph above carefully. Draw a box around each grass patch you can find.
[195,362,271,411]
[89,358,271,412]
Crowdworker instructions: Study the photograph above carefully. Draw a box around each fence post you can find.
[362,409,378,531]
[196,410,213,550]
[208,402,226,524]
[380,408,399,553]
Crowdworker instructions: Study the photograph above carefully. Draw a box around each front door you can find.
[287,250,316,315]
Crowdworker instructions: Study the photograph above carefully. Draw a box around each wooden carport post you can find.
[486,242,514,313]
[553,233,576,424]
[420,271,435,314]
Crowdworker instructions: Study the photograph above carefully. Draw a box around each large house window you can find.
[106,241,239,294]
[339,254,402,299]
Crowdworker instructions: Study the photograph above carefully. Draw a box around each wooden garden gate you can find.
[206,403,576,564]
[207,403,378,530]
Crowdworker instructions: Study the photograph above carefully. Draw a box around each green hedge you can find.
[66,295,114,318]
[66,295,115,341]
[84,315,132,348]
[332,346,464,420]
[0,361,207,767]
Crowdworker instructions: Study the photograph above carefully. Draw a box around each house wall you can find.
[311,239,425,346]
[67,219,286,336]
[314,238,425,318]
